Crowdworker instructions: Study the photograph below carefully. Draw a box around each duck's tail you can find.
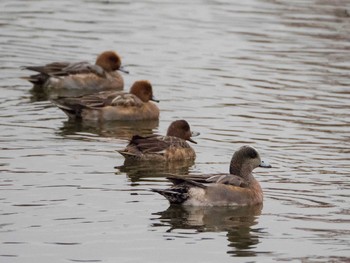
[20,74,48,86]
[116,150,139,160]
[151,175,208,204]
[21,66,50,85]
[151,188,188,205]
[51,98,83,119]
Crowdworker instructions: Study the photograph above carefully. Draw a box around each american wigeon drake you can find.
[152,145,272,206]
[22,50,127,92]
[118,120,199,161]
[52,80,159,121]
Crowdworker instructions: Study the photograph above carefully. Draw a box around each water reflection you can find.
[57,119,159,140]
[29,86,53,102]
[115,159,195,182]
[29,85,88,102]
[2,0,350,261]
[152,204,263,257]
[29,83,121,102]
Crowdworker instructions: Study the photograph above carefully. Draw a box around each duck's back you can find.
[119,135,195,161]
[24,61,124,91]
[96,100,159,121]
[154,176,263,206]
[47,71,123,91]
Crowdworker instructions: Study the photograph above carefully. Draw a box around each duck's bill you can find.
[118,66,129,74]
[259,160,272,168]
[188,131,200,144]
[188,138,197,144]
[151,96,160,103]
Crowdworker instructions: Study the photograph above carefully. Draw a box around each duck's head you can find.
[95,50,128,72]
[129,80,159,103]
[229,145,271,177]
[166,120,200,144]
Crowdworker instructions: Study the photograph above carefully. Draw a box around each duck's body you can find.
[52,80,159,122]
[153,145,271,206]
[158,176,263,206]
[118,120,199,161]
[44,68,123,91]
[22,51,126,92]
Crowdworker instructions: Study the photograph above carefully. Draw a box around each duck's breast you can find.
[200,180,263,206]
[164,146,196,161]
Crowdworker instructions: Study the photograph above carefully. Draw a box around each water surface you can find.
[1,0,350,262]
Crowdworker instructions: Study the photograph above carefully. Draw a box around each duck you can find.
[22,50,127,92]
[152,145,272,206]
[52,80,159,121]
[118,120,199,161]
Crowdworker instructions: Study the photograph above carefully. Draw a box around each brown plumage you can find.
[22,50,126,92]
[52,80,159,121]
[118,120,200,161]
[152,145,272,206]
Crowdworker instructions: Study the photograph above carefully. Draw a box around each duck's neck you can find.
[229,164,240,176]
[230,164,255,183]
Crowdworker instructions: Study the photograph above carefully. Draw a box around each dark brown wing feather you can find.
[167,176,207,188]
[129,135,170,153]
[205,174,248,187]
[53,91,122,110]
[166,174,247,187]
[24,61,98,77]
[151,176,206,204]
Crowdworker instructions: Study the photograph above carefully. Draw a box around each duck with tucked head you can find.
[118,120,199,162]
[52,80,159,121]
[22,50,127,92]
[152,145,272,206]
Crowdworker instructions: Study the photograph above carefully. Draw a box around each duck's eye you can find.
[109,57,116,63]
[182,123,190,131]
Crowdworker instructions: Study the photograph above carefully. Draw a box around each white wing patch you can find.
[185,188,208,206]
[111,94,142,107]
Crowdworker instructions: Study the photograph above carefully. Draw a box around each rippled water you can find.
[1,0,350,262]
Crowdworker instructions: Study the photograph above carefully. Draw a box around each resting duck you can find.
[118,120,199,161]
[22,50,127,92]
[152,145,272,206]
[52,80,159,121]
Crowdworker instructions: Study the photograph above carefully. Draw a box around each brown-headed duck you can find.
[22,50,127,92]
[118,120,199,161]
[152,145,272,206]
[52,80,159,121]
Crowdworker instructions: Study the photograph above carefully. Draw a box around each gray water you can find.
[1,0,350,262]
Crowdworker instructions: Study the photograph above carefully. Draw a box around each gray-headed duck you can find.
[22,50,127,92]
[52,80,159,121]
[152,145,272,206]
[118,120,199,161]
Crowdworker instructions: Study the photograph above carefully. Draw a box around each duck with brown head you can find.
[22,50,127,93]
[152,145,272,206]
[118,120,200,162]
[52,80,159,121]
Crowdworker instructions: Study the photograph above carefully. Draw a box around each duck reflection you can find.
[152,204,262,257]
[29,86,52,102]
[115,159,195,182]
[29,86,100,102]
[57,119,159,140]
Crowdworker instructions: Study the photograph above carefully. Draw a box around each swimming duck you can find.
[52,80,159,121]
[118,120,199,161]
[22,50,127,92]
[152,145,272,206]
